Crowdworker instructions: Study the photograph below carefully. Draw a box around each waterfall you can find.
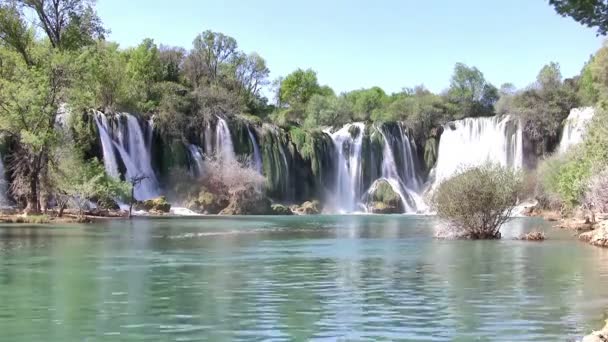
[204,122,213,156]
[247,127,263,173]
[559,107,595,153]
[328,123,365,213]
[434,115,523,187]
[94,112,160,200]
[215,117,236,162]
[378,126,426,213]
[187,144,205,178]
[94,113,120,178]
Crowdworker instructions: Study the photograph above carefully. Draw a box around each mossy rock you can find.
[136,196,171,213]
[271,204,293,215]
[365,179,404,213]
[186,191,229,214]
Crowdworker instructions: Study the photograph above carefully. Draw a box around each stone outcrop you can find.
[364,179,404,214]
[581,320,608,342]
[135,196,171,213]
[579,221,608,248]
[290,200,322,215]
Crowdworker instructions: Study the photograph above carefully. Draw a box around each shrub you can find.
[518,230,546,241]
[585,168,608,214]
[433,164,522,239]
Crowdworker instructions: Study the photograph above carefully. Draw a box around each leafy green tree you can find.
[159,45,185,83]
[549,0,608,35]
[13,0,106,49]
[125,38,163,111]
[183,30,238,87]
[512,62,578,152]
[345,86,388,122]
[69,41,128,111]
[0,2,34,65]
[0,42,69,212]
[303,94,352,128]
[446,63,497,118]
[279,68,323,107]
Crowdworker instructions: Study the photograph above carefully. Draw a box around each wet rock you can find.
[219,186,271,215]
[271,204,293,215]
[579,222,608,248]
[291,200,321,215]
[581,319,608,341]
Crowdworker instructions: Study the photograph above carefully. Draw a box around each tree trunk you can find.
[24,177,39,215]
[58,203,65,218]
[129,187,134,219]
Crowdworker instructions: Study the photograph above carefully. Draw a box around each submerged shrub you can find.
[433,164,522,239]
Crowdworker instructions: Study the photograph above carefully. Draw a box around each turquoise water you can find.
[1,215,607,341]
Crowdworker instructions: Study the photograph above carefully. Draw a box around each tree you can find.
[13,0,106,49]
[446,63,497,118]
[345,86,387,122]
[183,30,238,87]
[128,174,147,218]
[0,2,34,65]
[433,164,522,239]
[0,43,69,213]
[549,0,608,35]
[279,68,323,107]
[303,94,352,128]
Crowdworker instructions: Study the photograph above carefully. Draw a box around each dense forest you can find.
[0,0,607,217]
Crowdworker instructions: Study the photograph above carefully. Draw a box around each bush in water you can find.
[433,164,522,239]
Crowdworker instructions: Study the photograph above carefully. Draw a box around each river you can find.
[1,215,607,341]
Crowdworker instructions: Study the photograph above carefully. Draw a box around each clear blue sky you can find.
[97,0,603,95]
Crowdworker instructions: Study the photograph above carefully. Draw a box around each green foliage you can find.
[345,87,388,121]
[51,151,129,215]
[549,0,608,35]
[279,68,323,107]
[433,164,522,239]
[446,63,498,118]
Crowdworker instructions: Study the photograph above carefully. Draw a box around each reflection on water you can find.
[1,216,608,341]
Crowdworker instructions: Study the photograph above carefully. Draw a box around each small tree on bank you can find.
[433,164,522,239]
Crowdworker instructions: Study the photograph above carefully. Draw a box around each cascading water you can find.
[433,115,523,187]
[328,123,365,213]
[559,107,595,153]
[187,144,205,177]
[215,117,236,162]
[94,112,160,200]
[94,113,120,178]
[247,127,263,173]
[377,127,426,213]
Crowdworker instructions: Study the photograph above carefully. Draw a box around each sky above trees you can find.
[96,0,603,95]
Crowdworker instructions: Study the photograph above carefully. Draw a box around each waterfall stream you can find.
[215,117,236,162]
[378,127,426,213]
[329,123,365,213]
[94,112,160,200]
[187,144,205,178]
[433,115,523,187]
[247,127,263,173]
[559,107,595,153]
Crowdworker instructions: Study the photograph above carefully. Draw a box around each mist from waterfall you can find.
[93,112,160,200]
[434,115,523,187]
[559,107,595,153]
